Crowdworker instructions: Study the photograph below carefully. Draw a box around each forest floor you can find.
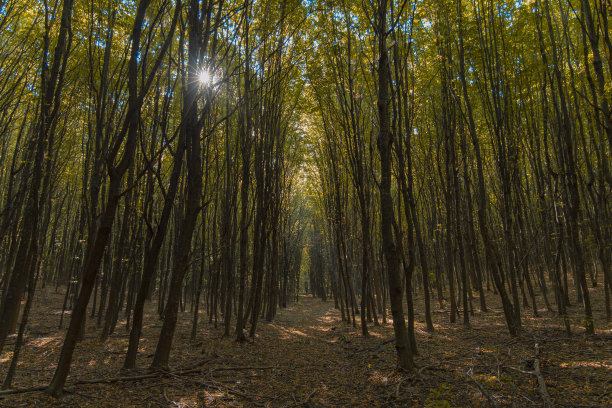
[0,284,611,407]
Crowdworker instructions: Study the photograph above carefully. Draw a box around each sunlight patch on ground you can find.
[306,325,332,333]
[278,327,308,337]
[317,314,338,324]
[288,328,308,337]
[0,352,13,364]
[201,391,228,406]
[31,337,59,348]
[429,331,454,342]
[368,370,391,386]
[173,396,199,407]
[269,324,312,340]
[559,360,612,369]
[52,310,71,315]
[415,327,432,335]
[474,374,499,384]
[474,346,497,354]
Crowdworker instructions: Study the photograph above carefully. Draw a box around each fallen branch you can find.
[468,376,498,408]
[162,387,179,407]
[0,373,162,397]
[0,362,263,398]
[73,372,162,385]
[208,365,275,374]
[503,344,553,408]
[395,378,408,398]
[535,337,571,344]
[302,389,317,405]
[282,389,317,408]
[0,385,47,396]
[532,345,553,408]
[163,370,267,406]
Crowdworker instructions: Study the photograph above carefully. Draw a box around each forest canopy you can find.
[0,0,610,406]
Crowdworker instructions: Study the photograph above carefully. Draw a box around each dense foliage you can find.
[0,0,609,395]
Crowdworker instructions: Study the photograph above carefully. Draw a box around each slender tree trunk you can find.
[375,0,413,371]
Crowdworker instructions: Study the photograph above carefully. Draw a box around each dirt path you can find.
[234,297,396,406]
[1,290,611,407]
[1,295,400,407]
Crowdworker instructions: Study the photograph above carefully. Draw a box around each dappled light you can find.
[368,370,392,386]
[29,338,58,348]
[559,361,612,370]
[0,0,610,406]
[1,289,611,406]
[0,354,11,365]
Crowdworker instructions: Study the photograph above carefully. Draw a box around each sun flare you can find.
[198,69,211,85]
